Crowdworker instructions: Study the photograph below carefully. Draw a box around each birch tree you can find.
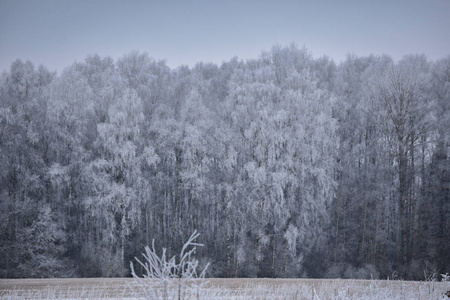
[377,55,432,268]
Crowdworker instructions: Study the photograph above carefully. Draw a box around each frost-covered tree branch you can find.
[130,231,209,300]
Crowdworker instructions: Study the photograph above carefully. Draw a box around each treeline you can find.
[0,45,449,279]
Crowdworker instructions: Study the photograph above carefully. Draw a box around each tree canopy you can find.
[1,46,449,279]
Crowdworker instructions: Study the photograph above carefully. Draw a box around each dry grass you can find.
[1,277,449,299]
[0,278,132,298]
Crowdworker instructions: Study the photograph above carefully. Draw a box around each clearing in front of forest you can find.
[1,277,450,299]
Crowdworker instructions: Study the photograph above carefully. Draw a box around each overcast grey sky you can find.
[1,0,449,73]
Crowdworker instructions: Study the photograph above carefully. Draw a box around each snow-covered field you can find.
[1,277,449,299]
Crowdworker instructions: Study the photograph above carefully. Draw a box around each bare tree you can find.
[377,55,431,266]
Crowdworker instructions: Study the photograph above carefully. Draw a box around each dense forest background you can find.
[1,45,449,280]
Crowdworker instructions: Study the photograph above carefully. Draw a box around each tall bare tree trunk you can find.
[398,144,408,265]
[334,174,344,264]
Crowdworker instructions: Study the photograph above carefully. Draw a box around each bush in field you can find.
[130,231,210,300]
[325,263,379,279]
[343,264,379,279]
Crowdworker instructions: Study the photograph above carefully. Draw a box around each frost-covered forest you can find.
[1,45,449,279]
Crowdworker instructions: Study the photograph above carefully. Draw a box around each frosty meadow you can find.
[1,277,450,299]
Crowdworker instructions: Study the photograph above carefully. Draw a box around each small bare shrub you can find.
[130,230,209,300]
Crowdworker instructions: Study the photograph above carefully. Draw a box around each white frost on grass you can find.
[1,278,450,299]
